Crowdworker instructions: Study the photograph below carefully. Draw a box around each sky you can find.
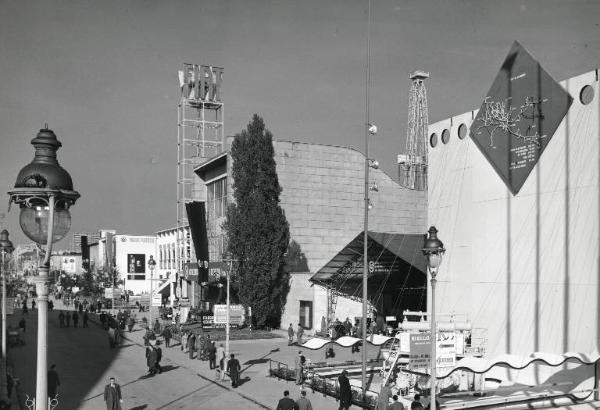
[1,0,599,248]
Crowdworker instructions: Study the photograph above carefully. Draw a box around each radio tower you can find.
[398,70,429,191]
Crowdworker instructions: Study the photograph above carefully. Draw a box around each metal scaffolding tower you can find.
[398,70,429,191]
[177,63,224,303]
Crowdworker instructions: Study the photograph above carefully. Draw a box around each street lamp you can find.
[7,127,79,410]
[0,229,14,404]
[422,226,445,410]
[221,253,234,358]
[148,255,156,327]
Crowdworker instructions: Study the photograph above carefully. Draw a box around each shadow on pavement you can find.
[128,405,148,410]
[237,376,251,387]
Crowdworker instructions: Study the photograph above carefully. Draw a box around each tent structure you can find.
[310,231,429,315]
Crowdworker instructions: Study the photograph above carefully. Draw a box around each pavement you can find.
[7,299,600,409]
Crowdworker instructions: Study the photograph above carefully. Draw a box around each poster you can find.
[127,254,145,273]
[470,41,572,195]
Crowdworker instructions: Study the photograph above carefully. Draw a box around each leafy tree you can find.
[224,114,290,328]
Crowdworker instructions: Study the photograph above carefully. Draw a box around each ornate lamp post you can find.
[422,226,445,410]
[7,127,79,410]
[148,255,156,327]
[0,229,14,404]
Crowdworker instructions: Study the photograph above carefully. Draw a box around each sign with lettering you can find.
[213,304,245,326]
[470,41,572,195]
[436,331,456,368]
[179,64,224,102]
[409,332,431,370]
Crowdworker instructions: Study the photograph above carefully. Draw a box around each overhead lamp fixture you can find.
[368,159,379,169]
[369,183,379,192]
[368,123,378,135]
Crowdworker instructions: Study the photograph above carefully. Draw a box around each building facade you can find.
[195,139,427,330]
[428,68,599,387]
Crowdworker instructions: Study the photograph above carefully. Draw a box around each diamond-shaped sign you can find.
[470,41,573,195]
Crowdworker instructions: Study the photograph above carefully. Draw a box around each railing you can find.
[268,359,378,409]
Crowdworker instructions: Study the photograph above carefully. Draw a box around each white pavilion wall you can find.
[428,69,600,361]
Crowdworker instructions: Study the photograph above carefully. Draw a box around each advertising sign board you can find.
[151,294,162,307]
[409,332,431,370]
[213,304,245,327]
[436,332,456,368]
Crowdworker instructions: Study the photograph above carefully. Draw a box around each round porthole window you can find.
[430,133,438,148]
[458,123,467,139]
[580,85,595,105]
[441,129,450,144]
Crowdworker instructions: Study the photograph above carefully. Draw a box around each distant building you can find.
[50,251,82,275]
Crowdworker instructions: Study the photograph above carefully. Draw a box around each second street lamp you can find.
[7,127,79,410]
[0,229,14,404]
[422,226,445,410]
[148,255,156,327]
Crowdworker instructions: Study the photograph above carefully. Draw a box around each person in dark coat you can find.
[146,343,158,375]
[127,316,135,332]
[188,333,196,359]
[162,326,172,347]
[275,390,296,410]
[47,364,60,399]
[18,318,26,333]
[103,377,122,410]
[338,370,352,410]
[72,311,79,328]
[58,311,65,328]
[226,353,241,388]
[83,311,89,327]
[208,341,217,369]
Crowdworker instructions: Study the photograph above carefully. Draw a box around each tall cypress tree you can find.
[224,114,290,328]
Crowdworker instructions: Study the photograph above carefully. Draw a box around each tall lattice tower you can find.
[398,70,429,191]
[177,63,224,297]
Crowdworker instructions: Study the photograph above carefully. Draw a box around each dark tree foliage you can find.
[224,114,290,328]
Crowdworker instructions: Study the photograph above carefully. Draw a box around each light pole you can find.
[8,127,79,410]
[222,253,234,358]
[148,255,156,327]
[422,226,445,410]
[361,0,373,397]
[0,229,14,404]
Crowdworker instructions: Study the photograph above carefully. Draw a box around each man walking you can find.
[216,343,226,380]
[276,390,296,410]
[389,395,405,410]
[297,323,304,345]
[287,323,295,345]
[226,353,241,388]
[295,390,313,410]
[47,364,60,400]
[208,341,217,369]
[103,377,123,410]
[295,351,305,385]
[338,369,352,410]
[162,326,172,347]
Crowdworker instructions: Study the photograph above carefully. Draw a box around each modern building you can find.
[111,234,157,295]
[194,138,428,331]
[70,232,101,253]
[49,251,82,276]
[428,62,599,389]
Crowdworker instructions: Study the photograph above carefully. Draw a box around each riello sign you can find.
[179,64,224,102]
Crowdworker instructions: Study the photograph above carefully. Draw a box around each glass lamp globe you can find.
[427,253,443,270]
[19,205,71,245]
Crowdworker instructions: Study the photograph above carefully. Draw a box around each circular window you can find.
[458,123,468,139]
[441,129,450,144]
[430,133,438,148]
[580,85,595,105]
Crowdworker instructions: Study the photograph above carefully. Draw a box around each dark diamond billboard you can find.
[470,41,573,195]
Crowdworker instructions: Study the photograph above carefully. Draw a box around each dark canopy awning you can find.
[310,231,428,314]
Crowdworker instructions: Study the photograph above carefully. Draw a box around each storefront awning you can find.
[310,232,428,308]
